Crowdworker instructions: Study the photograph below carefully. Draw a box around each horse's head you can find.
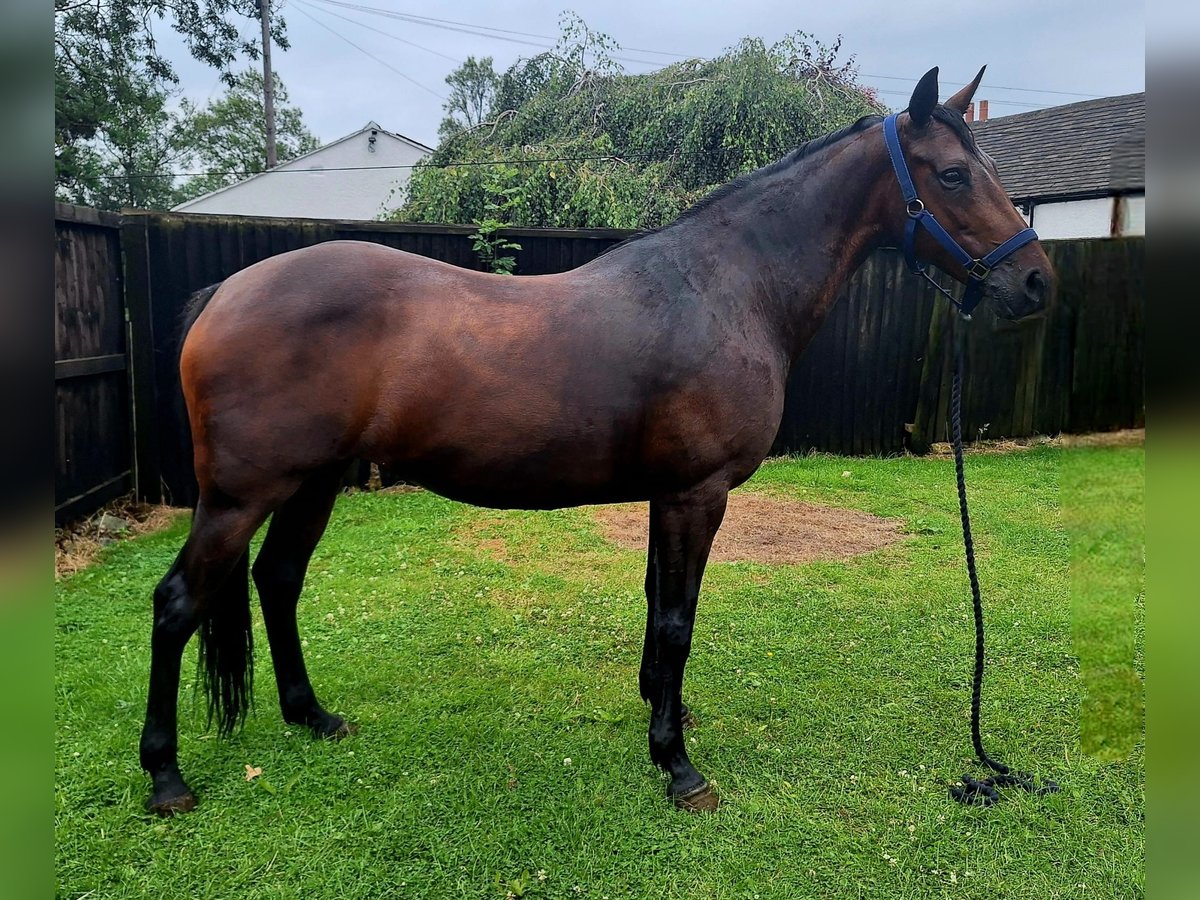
[886,66,1053,320]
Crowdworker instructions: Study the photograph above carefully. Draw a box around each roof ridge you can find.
[173,123,433,210]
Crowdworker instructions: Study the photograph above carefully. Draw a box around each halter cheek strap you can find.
[883,113,1038,318]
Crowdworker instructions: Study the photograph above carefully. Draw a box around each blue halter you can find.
[883,113,1038,318]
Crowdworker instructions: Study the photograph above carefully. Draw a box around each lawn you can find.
[55,447,1144,899]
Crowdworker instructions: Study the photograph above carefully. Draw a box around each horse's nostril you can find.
[1024,269,1047,304]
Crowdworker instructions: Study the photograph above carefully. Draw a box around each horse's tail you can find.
[180,282,223,352]
[197,550,254,736]
[184,280,252,735]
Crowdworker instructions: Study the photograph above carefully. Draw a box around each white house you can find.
[173,122,432,220]
[971,92,1144,239]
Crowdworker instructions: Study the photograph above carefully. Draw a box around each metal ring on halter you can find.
[966,260,991,280]
[906,198,925,217]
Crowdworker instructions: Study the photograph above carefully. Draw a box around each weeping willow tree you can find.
[390,14,886,229]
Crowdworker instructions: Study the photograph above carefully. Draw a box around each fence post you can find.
[122,213,162,503]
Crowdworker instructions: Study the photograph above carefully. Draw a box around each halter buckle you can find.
[906,198,925,218]
[966,259,991,281]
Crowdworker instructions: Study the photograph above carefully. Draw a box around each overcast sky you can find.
[160,0,1145,151]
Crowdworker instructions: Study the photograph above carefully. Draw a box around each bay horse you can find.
[141,66,1051,815]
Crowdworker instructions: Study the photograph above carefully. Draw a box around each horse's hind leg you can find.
[140,500,267,815]
[252,465,350,738]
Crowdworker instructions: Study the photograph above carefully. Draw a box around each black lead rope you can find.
[947,322,1060,806]
[882,112,1056,804]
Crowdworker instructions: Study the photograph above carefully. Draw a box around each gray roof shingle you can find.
[970,92,1144,201]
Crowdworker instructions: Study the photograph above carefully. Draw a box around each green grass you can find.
[55,448,1144,899]
[1060,448,1145,761]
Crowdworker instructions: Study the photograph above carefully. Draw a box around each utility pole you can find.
[258,0,278,168]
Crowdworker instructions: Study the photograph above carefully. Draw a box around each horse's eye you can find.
[940,168,967,187]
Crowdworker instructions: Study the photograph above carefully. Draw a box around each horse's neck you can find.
[684,131,890,361]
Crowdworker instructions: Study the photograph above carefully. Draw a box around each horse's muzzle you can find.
[995,266,1052,321]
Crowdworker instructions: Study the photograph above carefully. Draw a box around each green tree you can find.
[439,56,499,141]
[174,69,321,202]
[55,0,288,207]
[392,15,884,230]
[55,53,185,209]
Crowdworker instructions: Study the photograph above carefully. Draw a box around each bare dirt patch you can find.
[55,497,185,578]
[927,428,1144,458]
[592,493,904,565]
[377,483,424,495]
[1055,428,1145,449]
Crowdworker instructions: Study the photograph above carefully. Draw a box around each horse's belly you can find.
[370,397,774,510]
[377,429,679,510]
[406,473,651,511]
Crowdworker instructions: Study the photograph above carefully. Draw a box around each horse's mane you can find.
[599,106,979,257]
[930,105,982,156]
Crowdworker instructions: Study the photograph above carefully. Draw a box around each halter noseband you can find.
[883,113,1038,318]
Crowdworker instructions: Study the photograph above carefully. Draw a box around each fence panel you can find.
[54,204,130,523]
[772,250,942,456]
[906,237,1145,451]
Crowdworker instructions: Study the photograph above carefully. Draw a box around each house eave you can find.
[1013,187,1145,206]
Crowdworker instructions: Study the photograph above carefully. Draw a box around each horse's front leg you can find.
[645,482,727,811]
[639,528,696,728]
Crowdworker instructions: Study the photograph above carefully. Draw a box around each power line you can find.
[860,72,1104,100]
[310,0,694,59]
[304,0,667,69]
[289,2,447,101]
[314,2,562,44]
[290,0,462,65]
[305,0,1107,101]
[307,1,557,51]
[869,88,1056,110]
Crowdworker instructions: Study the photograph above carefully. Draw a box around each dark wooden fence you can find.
[54,207,1144,517]
[775,236,1145,455]
[54,204,131,524]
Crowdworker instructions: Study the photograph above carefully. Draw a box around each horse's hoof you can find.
[672,781,720,813]
[147,791,197,817]
[324,717,358,740]
[310,714,357,740]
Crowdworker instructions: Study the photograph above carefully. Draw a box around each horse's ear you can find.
[945,65,987,115]
[908,66,939,128]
